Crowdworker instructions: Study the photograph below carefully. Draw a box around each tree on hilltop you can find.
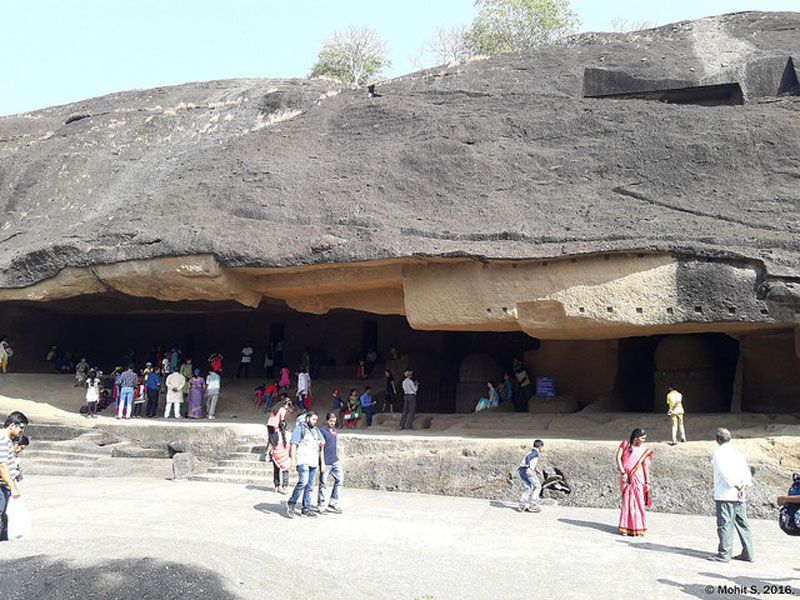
[608,17,655,32]
[412,25,474,69]
[310,26,391,88]
[469,0,581,55]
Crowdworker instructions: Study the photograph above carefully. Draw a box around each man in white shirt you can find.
[708,428,754,563]
[237,343,254,379]
[296,369,311,410]
[164,370,186,419]
[400,370,419,430]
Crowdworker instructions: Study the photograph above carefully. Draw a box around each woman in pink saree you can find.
[615,428,652,536]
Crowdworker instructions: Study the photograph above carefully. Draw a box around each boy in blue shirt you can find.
[518,440,544,513]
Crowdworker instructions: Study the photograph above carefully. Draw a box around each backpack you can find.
[778,473,800,536]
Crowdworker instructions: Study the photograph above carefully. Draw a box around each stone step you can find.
[24,423,92,441]
[226,452,265,460]
[219,459,267,468]
[25,439,113,455]
[23,458,106,469]
[207,466,273,477]
[188,472,274,485]
[24,465,107,478]
[233,445,267,454]
[22,450,103,462]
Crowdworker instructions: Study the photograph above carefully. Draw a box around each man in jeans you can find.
[318,412,343,513]
[117,364,138,419]
[144,367,161,418]
[286,411,324,518]
[0,411,28,541]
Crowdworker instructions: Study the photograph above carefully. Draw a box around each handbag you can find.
[644,488,653,508]
[6,496,32,539]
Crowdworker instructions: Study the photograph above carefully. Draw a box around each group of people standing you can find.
[612,425,754,562]
[516,424,754,563]
[264,399,343,518]
[81,356,222,420]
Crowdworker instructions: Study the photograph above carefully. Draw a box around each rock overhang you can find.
[0,11,799,335]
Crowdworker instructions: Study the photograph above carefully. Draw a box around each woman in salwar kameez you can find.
[615,428,652,536]
[187,369,205,419]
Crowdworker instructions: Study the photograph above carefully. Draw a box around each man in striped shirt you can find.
[1,411,28,541]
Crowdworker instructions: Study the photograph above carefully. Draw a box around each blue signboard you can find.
[535,376,555,398]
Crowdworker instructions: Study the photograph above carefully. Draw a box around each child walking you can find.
[518,439,544,513]
[85,370,101,418]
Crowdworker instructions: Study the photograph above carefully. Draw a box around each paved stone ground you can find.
[1,477,797,600]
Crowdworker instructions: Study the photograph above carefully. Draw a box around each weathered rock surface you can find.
[0,11,799,334]
[171,452,197,480]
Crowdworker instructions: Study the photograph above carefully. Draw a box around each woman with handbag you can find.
[615,428,653,536]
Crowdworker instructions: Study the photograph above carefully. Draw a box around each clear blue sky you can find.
[1,0,798,115]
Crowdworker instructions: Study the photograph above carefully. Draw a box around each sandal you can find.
[706,555,730,563]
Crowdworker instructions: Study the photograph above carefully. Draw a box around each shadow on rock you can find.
[0,555,242,600]
[558,518,619,535]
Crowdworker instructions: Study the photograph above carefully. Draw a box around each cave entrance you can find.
[2,298,797,415]
[513,333,741,414]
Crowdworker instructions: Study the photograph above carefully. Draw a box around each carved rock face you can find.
[0,11,799,334]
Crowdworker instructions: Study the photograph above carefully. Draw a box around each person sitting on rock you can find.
[360,386,379,427]
[343,389,361,428]
[474,381,499,413]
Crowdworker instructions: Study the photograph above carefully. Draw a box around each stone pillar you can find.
[795,326,800,360]
[730,351,744,413]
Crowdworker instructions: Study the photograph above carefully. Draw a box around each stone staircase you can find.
[20,425,172,479]
[189,434,274,486]
[186,413,431,486]
[21,431,117,477]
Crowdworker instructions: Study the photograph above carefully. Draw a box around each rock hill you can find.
[0,11,798,338]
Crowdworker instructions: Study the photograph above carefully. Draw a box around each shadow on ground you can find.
[253,501,286,517]
[616,539,708,559]
[245,484,272,493]
[658,573,800,600]
[0,556,240,600]
[489,500,521,512]
[558,518,619,535]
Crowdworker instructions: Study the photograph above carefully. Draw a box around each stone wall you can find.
[339,436,793,520]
